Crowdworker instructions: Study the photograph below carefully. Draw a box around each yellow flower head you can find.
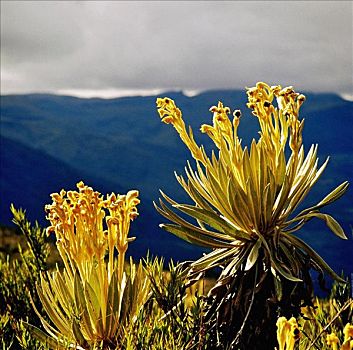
[200,102,235,148]
[288,317,300,340]
[341,340,353,350]
[277,317,291,350]
[156,97,204,162]
[276,316,300,350]
[156,97,182,125]
[45,181,106,263]
[344,323,353,341]
[326,332,339,346]
[104,189,140,254]
[45,182,140,266]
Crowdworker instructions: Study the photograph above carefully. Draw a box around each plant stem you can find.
[231,264,258,347]
[108,243,114,283]
[118,248,126,285]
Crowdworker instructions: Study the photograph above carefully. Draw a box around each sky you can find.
[1,1,352,98]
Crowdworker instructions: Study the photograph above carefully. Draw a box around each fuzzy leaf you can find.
[84,281,101,326]
[160,224,232,249]
[256,233,302,282]
[285,234,347,283]
[245,239,261,271]
[292,181,349,222]
[175,204,249,240]
[316,181,349,207]
[155,200,234,242]
[36,283,70,337]
[72,318,87,347]
[190,247,239,273]
[74,272,94,337]
[23,322,68,350]
[294,212,348,240]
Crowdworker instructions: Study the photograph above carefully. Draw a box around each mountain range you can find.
[1,90,352,275]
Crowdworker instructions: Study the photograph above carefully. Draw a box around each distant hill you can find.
[0,136,123,223]
[1,90,352,273]
[0,136,204,261]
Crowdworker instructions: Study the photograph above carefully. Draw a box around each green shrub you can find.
[0,206,50,349]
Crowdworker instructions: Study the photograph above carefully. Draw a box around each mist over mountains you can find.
[1,90,352,274]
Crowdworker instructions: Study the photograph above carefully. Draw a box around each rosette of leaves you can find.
[155,82,349,348]
[25,182,152,349]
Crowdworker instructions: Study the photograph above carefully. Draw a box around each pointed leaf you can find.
[155,199,234,241]
[175,204,249,240]
[318,213,348,239]
[271,267,283,301]
[160,224,232,249]
[74,272,94,337]
[221,246,249,277]
[84,281,101,325]
[256,233,302,282]
[22,322,67,350]
[289,212,347,240]
[245,239,261,271]
[284,234,347,283]
[316,181,349,207]
[36,284,70,337]
[190,247,238,273]
[293,181,349,220]
[72,318,87,347]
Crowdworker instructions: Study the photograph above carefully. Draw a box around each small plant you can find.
[0,207,50,349]
[275,298,353,350]
[25,182,152,349]
[155,82,349,348]
[124,259,209,349]
[297,277,352,350]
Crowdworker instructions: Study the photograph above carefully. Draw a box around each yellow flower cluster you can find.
[46,182,106,264]
[327,323,353,350]
[246,82,305,158]
[105,189,140,254]
[327,332,340,350]
[276,316,300,350]
[45,181,139,280]
[344,323,353,340]
[156,82,306,190]
[156,83,311,232]
[156,97,204,163]
[35,183,150,347]
[200,102,240,149]
[340,323,353,350]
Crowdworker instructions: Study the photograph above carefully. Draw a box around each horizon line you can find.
[1,88,352,102]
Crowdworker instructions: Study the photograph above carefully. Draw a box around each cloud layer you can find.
[1,1,352,96]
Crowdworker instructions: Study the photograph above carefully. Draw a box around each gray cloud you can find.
[1,1,84,62]
[1,1,352,96]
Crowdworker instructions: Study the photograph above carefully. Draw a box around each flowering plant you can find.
[26,182,151,349]
[155,82,349,347]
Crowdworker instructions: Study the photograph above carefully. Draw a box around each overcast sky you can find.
[1,1,352,98]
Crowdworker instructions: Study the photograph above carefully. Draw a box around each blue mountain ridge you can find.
[1,90,352,274]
